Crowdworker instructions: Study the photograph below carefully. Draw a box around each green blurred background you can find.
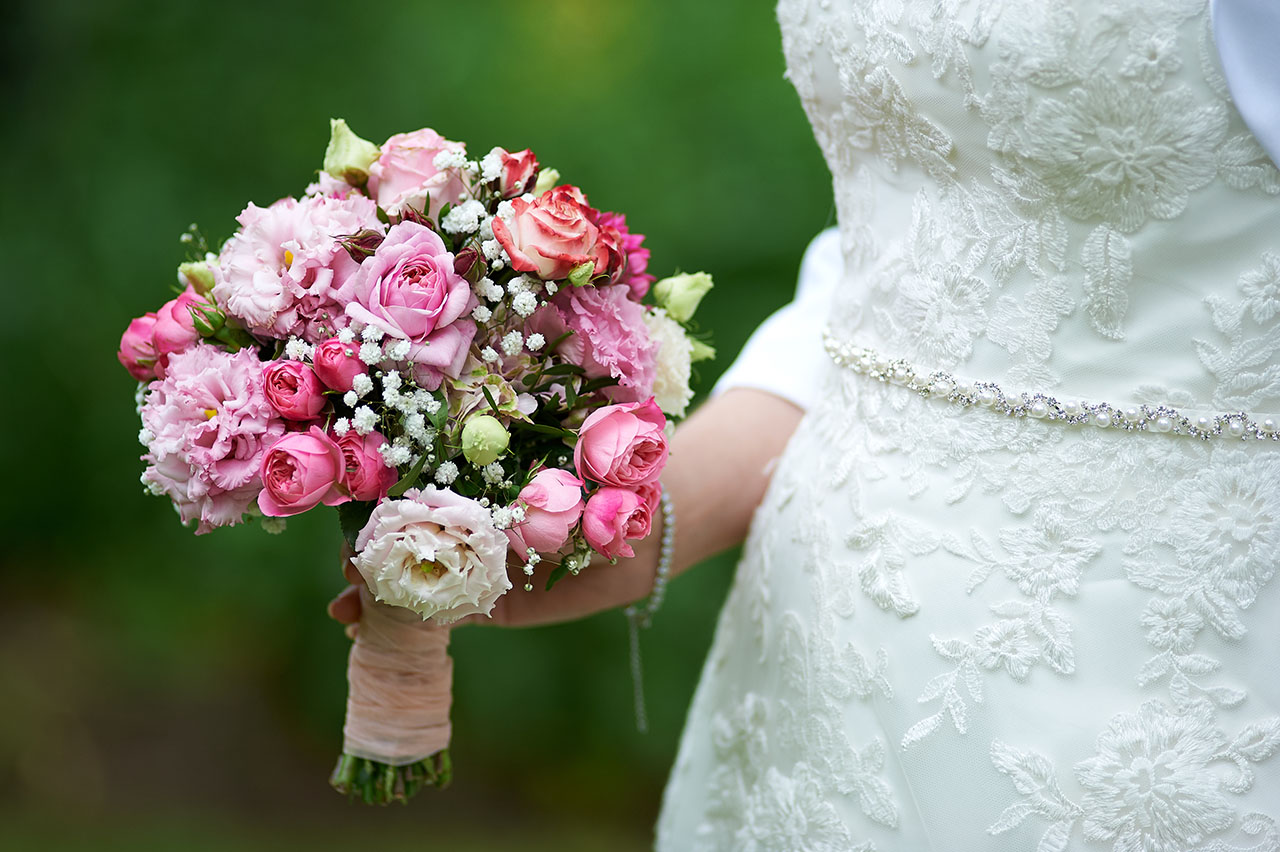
[0,1,831,848]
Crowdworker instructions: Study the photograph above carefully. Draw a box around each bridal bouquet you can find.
[116,119,713,803]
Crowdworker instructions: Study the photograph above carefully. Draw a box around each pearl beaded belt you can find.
[823,332,1280,443]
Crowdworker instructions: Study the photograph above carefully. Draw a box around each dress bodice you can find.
[779,0,1280,412]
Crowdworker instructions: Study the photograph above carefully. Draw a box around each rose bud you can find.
[574,398,668,488]
[453,246,485,283]
[461,414,510,466]
[118,312,160,381]
[178,260,217,295]
[323,118,381,186]
[532,167,560,196]
[506,469,585,555]
[496,147,539,198]
[335,430,398,501]
[257,426,349,517]
[582,486,652,560]
[312,336,368,392]
[151,289,203,357]
[262,360,327,421]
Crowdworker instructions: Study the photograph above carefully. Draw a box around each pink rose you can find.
[257,426,349,517]
[528,284,657,402]
[506,468,585,555]
[344,220,477,390]
[491,185,610,281]
[118,312,160,381]
[573,398,668,488]
[581,487,652,560]
[367,127,469,219]
[152,289,202,357]
[496,148,538,198]
[312,337,368,392]
[262,360,327,421]
[335,430,398,501]
[594,211,654,298]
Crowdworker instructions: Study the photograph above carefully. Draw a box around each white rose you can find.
[352,488,512,623]
[643,308,695,418]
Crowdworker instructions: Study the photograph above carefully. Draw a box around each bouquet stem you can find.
[330,585,454,804]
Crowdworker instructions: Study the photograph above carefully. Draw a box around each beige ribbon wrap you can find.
[341,585,453,765]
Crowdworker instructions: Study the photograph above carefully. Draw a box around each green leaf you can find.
[338,501,376,550]
[544,562,570,592]
[481,385,501,416]
[579,376,621,394]
[541,363,587,377]
[427,393,450,429]
[387,453,428,498]
[511,421,575,439]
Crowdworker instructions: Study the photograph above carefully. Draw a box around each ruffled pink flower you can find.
[140,344,287,533]
[582,486,652,560]
[594,211,653,298]
[344,221,477,390]
[214,193,383,342]
[506,468,585,555]
[118,312,160,381]
[529,284,657,402]
[367,128,469,219]
[257,426,349,516]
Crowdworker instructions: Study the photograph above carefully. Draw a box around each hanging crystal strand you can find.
[625,488,676,733]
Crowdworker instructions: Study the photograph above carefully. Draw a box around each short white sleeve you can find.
[712,228,842,411]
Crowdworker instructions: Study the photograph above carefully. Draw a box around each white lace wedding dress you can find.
[657,1,1280,849]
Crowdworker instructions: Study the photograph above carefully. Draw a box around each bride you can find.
[334,0,1280,847]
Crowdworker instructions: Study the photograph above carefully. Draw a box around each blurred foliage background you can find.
[0,0,831,848]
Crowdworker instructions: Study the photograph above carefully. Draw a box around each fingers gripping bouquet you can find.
[117,119,714,803]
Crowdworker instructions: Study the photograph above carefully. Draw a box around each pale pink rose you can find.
[491,185,610,281]
[262,360,327,421]
[335,430,398,502]
[594,211,653,298]
[497,147,538,198]
[214,193,383,342]
[574,398,668,488]
[367,128,469,219]
[140,344,287,533]
[118,312,160,381]
[312,336,368,392]
[257,426,348,517]
[344,221,477,390]
[352,487,512,622]
[152,289,203,357]
[581,487,652,560]
[528,284,657,402]
[506,468,585,555]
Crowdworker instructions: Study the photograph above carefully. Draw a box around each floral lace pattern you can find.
[658,1,1280,849]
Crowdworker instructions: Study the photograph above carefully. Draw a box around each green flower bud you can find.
[178,261,217,296]
[689,339,716,363]
[190,303,225,337]
[461,414,510,466]
[323,118,380,185]
[568,261,595,287]
[653,272,714,323]
[532,167,560,196]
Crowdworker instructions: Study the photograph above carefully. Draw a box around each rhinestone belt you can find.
[824,332,1280,443]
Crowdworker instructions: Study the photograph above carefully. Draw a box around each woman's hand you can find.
[327,387,804,632]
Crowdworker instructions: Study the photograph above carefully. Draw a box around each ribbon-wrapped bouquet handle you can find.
[330,585,454,803]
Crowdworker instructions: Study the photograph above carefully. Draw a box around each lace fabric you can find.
[657,1,1280,849]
